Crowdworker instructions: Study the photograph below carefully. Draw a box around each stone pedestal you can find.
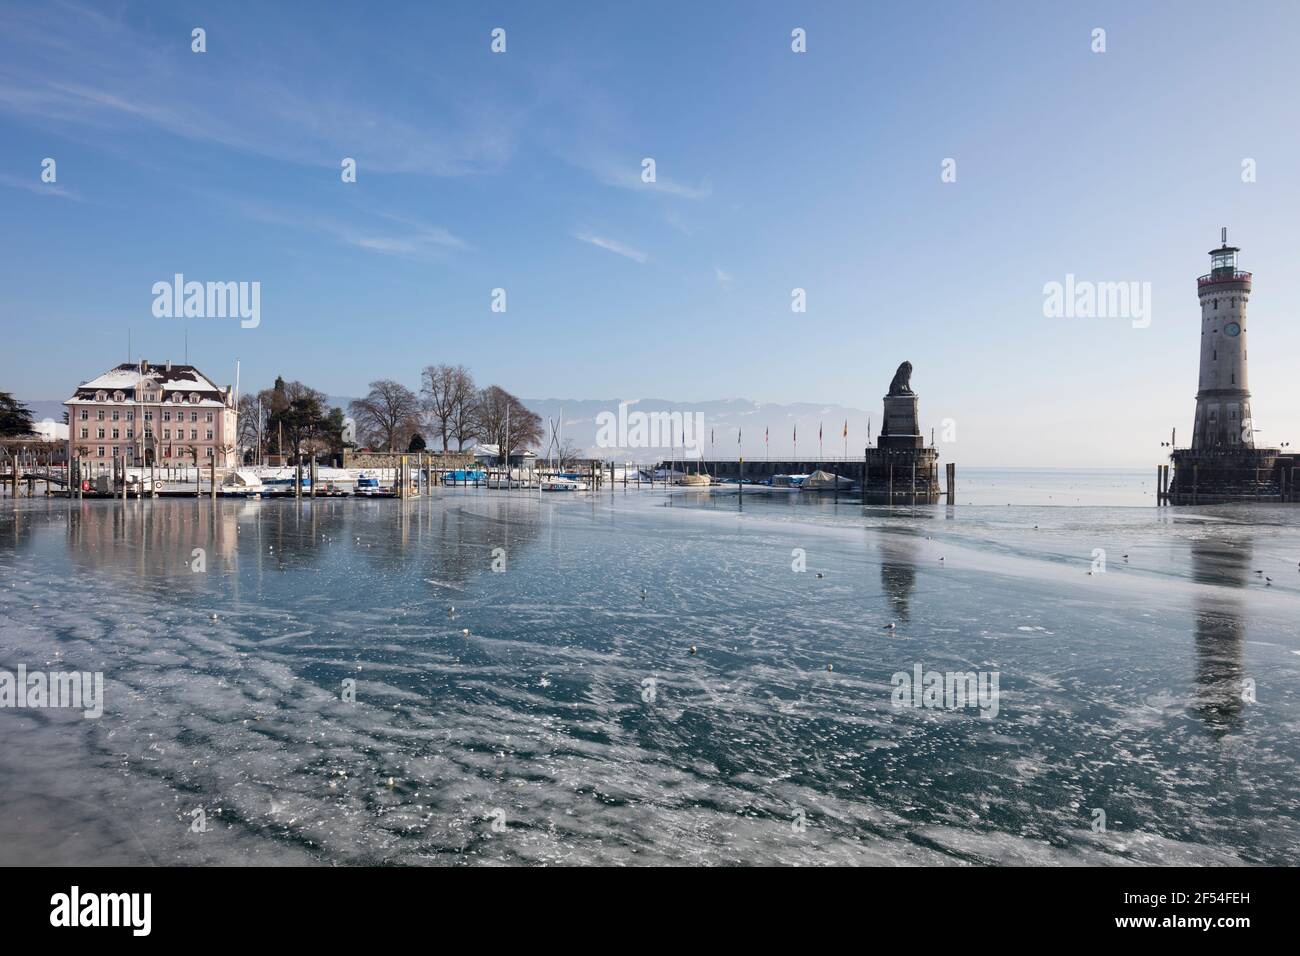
[879,394,923,449]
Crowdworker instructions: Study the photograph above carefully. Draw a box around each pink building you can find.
[64,361,238,467]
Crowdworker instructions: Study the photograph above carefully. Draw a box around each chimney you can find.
[166,360,172,372]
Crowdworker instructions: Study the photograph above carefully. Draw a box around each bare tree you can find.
[236,394,265,462]
[420,364,474,453]
[473,386,543,461]
[349,380,419,452]
[557,440,584,468]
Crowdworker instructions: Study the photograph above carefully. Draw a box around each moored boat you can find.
[540,476,588,492]
[802,470,853,491]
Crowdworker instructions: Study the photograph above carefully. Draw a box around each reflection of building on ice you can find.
[66,502,238,577]
[879,534,918,622]
[1188,537,1248,734]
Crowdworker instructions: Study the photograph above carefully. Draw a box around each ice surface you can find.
[1,482,1298,865]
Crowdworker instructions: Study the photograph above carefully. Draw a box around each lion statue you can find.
[887,361,914,396]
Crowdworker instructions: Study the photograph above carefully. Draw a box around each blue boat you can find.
[443,469,486,484]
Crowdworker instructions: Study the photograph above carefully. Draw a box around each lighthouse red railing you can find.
[1198,271,1252,287]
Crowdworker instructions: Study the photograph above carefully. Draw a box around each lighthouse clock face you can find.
[1225,322,1241,337]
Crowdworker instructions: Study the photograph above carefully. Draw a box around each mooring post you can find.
[910,460,916,506]
[1192,464,1199,505]
[210,457,217,501]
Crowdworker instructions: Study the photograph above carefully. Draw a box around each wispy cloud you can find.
[0,3,517,177]
[714,266,733,288]
[585,160,713,199]
[574,231,648,263]
[0,173,84,202]
[222,195,469,262]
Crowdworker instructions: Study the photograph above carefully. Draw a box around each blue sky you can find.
[3,0,1300,466]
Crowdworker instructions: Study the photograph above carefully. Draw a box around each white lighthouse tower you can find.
[1192,228,1253,449]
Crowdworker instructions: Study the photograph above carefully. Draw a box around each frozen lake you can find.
[2,478,1298,865]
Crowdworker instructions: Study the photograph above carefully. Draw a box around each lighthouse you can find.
[1192,228,1253,449]
[1165,229,1297,504]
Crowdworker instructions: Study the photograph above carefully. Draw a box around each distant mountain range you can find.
[22,394,880,461]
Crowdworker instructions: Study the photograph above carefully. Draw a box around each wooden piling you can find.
[946,462,955,505]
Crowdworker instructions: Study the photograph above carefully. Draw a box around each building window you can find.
[112,410,120,421]
[189,393,199,404]
[97,447,105,457]
[80,428,88,439]
[111,428,119,439]
[206,429,213,440]
[127,428,134,439]
[113,391,124,402]
[163,428,170,439]
[206,447,214,458]
[190,429,198,440]
[126,411,134,421]
[163,411,171,421]
[95,391,106,402]
[190,411,198,422]
[79,409,88,421]
[96,428,104,439]
[206,412,213,423]
[97,410,104,420]
[144,411,152,422]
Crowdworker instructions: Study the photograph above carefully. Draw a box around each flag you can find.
[765,427,768,444]
[737,427,742,444]
[819,422,823,441]
[843,419,848,438]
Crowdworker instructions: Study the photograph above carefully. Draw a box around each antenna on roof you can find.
[1222,226,1228,245]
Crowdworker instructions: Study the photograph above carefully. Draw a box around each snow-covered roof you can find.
[67,362,228,403]
[472,444,537,458]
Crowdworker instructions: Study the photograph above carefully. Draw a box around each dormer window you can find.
[113,391,125,402]
[189,393,199,404]
[172,394,182,403]
[95,391,106,402]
